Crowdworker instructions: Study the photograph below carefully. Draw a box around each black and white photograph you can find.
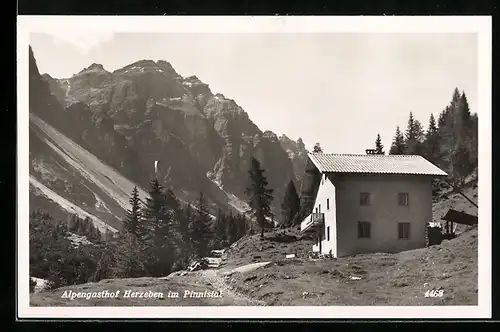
[17,16,491,319]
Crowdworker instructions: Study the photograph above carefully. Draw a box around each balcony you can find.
[300,213,325,233]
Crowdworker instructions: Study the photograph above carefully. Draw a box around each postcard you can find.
[17,15,492,319]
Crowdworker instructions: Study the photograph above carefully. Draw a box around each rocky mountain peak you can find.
[279,134,290,142]
[78,63,108,75]
[296,137,305,150]
[156,60,179,76]
[263,130,278,142]
[131,59,156,68]
[89,63,105,70]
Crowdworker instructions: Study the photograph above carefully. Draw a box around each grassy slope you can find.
[226,227,477,305]
[432,184,478,234]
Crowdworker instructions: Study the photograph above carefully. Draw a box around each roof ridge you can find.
[306,152,447,176]
[309,153,422,157]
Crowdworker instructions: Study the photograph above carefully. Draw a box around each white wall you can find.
[310,173,337,256]
[333,174,433,257]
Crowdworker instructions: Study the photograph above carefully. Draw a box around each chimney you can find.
[365,149,376,155]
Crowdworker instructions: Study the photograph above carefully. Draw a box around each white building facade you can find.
[300,153,447,257]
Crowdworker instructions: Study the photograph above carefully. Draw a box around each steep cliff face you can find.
[279,135,308,184]
[32,48,305,216]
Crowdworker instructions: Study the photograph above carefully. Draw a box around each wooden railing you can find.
[300,213,325,232]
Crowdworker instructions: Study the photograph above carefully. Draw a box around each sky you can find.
[30,32,478,154]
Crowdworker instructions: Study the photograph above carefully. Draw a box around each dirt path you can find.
[194,262,271,306]
[227,262,270,274]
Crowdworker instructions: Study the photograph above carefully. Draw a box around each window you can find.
[398,193,409,206]
[327,226,330,241]
[327,198,330,210]
[398,222,411,239]
[315,207,318,213]
[360,193,371,206]
[357,221,371,238]
[318,204,321,213]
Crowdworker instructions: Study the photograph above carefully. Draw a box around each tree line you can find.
[374,88,478,189]
[29,210,107,290]
[108,179,251,279]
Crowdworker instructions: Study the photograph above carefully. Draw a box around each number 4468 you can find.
[425,289,444,298]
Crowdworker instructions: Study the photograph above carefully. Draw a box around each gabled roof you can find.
[307,153,448,176]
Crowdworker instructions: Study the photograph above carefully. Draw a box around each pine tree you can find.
[451,138,473,188]
[424,113,440,163]
[92,244,115,281]
[227,211,239,244]
[123,186,144,238]
[67,214,79,233]
[281,180,301,226]
[245,157,274,238]
[76,216,86,234]
[179,203,194,264]
[457,91,473,154]
[389,126,406,155]
[88,221,102,243]
[375,133,385,155]
[190,192,212,259]
[312,143,323,153]
[237,213,247,239]
[214,208,227,249]
[436,88,476,178]
[405,112,425,154]
[114,231,146,278]
[142,179,175,277]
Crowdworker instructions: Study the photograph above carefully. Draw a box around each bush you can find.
[29,278,36,293]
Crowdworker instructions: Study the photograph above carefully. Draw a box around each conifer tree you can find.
[179,203,194,263]
[456,91,472,144]
[92,244,115,281]
[245,157,274,238]
[389,126,406,155]
[227,211,239,244]
[451,138,473,188]
[405,112,425,154]
[281,180,301,226]
[67,214,78,233]
[190,192,212,258]
[142,179,175,277]
[312,143,323,153]
[214,208,228,249]
[103,229,115,242]
[237,213,247,239]
[123,186,144,238]
[114,231,146,278]
[375,133,385,155]
[424,113,440,164]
